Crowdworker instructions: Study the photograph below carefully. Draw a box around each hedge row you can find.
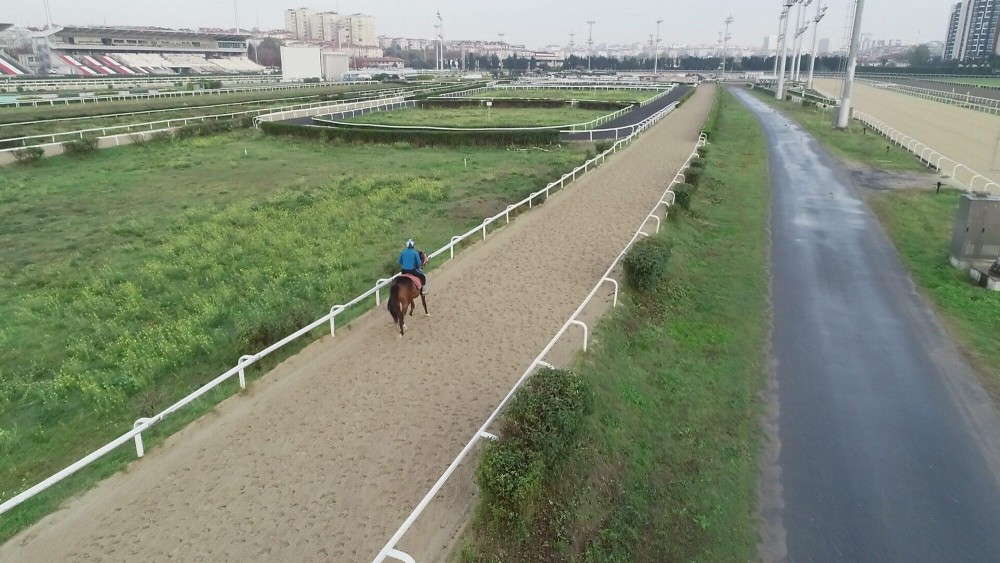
[420,98,628,111]
[260,120,560,147]
[475,368,592,541]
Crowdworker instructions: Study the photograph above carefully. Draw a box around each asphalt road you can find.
[731,87,1000,562]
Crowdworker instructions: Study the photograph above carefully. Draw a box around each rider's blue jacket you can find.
[399,248,422,271]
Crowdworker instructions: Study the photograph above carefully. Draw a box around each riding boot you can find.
[422,284,429,295]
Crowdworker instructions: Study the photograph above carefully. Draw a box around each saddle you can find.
[401,273,423,290]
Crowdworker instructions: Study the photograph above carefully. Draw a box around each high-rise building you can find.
[945,0,1000,61]
[818,38,831,55]
[762,35,778,52]
[284,8,314,40]
[310,12,340,43]
[342,14,377,47]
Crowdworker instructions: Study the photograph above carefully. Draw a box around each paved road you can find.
[731,88,1000,562]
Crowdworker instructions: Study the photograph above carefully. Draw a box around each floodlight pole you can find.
[836,0,865,128]
[43,0,53,29]
[790,0,805,81]
[776,1,795,100]
[807,2,828,90]
[587,20,596,71]
[233,0,241,34]
[721,15,734,79]
[654,19,662,75]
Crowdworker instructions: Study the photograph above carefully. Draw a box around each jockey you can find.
[399,239,427,294]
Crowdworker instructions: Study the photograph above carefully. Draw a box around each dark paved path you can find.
[731,87,1000,562]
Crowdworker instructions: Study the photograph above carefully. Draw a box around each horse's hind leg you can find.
[409,300,415,317]
[420,293,429,316]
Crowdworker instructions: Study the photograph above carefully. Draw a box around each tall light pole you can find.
[654,19,662,75]
[587,20,596,71]
[773,12,784,76]
[437,11,444,72]
[776,0,795,99]
[498,32,505,74]
[796,0,814,81]
[836,0,865,128]
[807,1,828,90]
[789,0,804,81]
[721,15,734,78]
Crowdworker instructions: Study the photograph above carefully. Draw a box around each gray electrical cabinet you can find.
[950,193,1000,269]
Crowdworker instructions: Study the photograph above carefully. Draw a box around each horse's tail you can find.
[387,279,401,322]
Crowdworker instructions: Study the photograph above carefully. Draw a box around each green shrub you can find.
[673,182,695,210]
[12,146,45,164]
[594,141,612,153]
[174,118,248,139]
[476,368,591,538]
[684,167,704,186]
[697,145,709,158]
[260,120,559,148]
[623,236,672,292]
[689,157,705,169]
[62,138,98,157]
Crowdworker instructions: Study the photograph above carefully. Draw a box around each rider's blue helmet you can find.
[406,239,415,248]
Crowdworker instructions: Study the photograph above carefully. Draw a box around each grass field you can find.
[747,86,929,173]
[341,106,611,128]
[461,89,769,561]
[469,88,658,103]
[0,83,390,126]
[0,130,592,541]
[868,190,1000,398]
[930,77,1000,88]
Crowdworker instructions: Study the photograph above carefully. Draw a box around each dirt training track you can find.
[815,78,1000,192]
[1,86,716,562]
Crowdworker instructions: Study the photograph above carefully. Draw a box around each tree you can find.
[907,44,931,67]
[253,38,282,68]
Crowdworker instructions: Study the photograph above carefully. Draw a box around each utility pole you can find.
[794,0,813,81]
[790,0,804,81]
[773,13,784,76]
[836,0,865,128]
[807,1,828,90]
[233,0,241,34]
[587,20,596,71]
[721,15,734,78]
[776,0,794,99]
[654,19,662,75]
[43,0,53,29]
[498,32,505,75]
[437,11,444,72]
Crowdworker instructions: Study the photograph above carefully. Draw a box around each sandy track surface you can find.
[816,78,1000,191]
[2,87,716,562]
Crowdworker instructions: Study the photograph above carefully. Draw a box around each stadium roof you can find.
[0,24,13,33]
[40,25,249,41]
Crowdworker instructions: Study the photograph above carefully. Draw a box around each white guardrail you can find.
[854,111,999,193]
[0,86,691,518]
[0,89,415,148]
[372,131,709,563]
[864,81,1000,115]
[437,83,672,99]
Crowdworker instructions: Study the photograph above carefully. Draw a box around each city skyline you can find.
[6,0,952,51]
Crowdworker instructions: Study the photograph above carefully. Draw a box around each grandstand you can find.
[33,26,265,76]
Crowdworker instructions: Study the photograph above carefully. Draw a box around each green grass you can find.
[469,88,657,103]
[0,84,390,126]
[0,129,592,541]
[746,86,929,172]
[868,190,1000,397]
[460,89,769,561]
[342,106,611,128]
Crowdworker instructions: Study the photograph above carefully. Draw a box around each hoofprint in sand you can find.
[0,86,717,562]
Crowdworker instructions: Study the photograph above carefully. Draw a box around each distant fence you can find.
[863,81,1000,115]
[0,85,695,519]
[854,111,999,193]
[437,82,672,99]
[373,126,708,563]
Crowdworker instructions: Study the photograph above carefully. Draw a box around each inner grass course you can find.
[468,88,659,103]
[461,89,770,561]
[929,77,1000,88]
[341,106,611,128]
[0,130,591,541]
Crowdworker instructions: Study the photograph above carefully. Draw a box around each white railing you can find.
[437,82,671,99]
[0,90,413,149]
[560,102,680,141]
[0,86,693,519]
[854,111,999,193]
[0,80,379,108]
[372,130,709,563]
[864,81,1000,115]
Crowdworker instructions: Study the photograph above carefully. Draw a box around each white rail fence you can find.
[0,80,379,108]
[437,83,672,99]
[865,81,1000,115]
[372,131,708,563]
[854,111,999,193]
[0,87,690,518]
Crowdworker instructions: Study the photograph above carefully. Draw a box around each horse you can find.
[387,251,429,337]
[387,276,429,336]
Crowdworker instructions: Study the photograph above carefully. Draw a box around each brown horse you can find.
[387,276,428,336]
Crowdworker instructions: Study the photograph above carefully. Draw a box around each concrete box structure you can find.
[950,193,1000,269]
[321,51,349,81]
[280,45,321,81]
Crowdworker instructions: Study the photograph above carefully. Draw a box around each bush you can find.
[673,182,695,210]
[303,77,322,83]
[689,157,705,169]
[594,141,612,153]
[476,368,591,538]
[260,120,559,148]
[62,138,98,157]
[684,167,704,186]
[174,119,248,139]
[697,145,709,158]
[12,146,45,164]
[623,236,672,292]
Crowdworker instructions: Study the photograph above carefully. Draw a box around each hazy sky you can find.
[7,1,952,50]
